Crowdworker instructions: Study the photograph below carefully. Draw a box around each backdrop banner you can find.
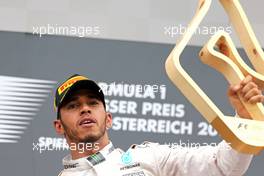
[0,31,263,176]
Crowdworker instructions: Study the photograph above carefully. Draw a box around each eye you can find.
[66,102,79,109]
[89,100,99,106]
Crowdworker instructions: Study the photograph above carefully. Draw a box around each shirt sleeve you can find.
[153,140,253,176]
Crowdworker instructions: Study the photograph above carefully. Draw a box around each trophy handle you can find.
[165,0,264,154]
[220,0,264,75]
[199,31,264,121]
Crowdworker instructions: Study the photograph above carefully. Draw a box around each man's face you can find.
[56,89,112,143]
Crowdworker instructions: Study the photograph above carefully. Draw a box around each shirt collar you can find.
[62,141,114,170]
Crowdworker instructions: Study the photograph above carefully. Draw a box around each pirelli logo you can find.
[58,76,87,95]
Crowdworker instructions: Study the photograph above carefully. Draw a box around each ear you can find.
[105,112,113,129]
[53,119,65,135]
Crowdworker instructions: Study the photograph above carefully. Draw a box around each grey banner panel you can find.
[0,31,263,176]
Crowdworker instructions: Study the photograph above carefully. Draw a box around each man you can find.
[54,74,263,176]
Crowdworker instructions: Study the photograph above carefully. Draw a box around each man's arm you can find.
[153,140,252,176]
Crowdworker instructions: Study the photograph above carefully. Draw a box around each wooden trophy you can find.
[165,0,264,154]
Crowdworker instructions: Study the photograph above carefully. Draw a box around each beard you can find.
[61,117,107,144]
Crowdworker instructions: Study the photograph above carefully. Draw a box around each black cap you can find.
[54,74,105,118]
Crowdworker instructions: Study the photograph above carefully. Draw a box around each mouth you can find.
[79,118,96,127]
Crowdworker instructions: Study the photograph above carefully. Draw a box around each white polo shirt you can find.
[58,141,253,176]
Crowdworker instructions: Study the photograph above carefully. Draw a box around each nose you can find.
[80,103,91,115]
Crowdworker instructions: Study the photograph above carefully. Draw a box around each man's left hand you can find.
[227,75,264,118]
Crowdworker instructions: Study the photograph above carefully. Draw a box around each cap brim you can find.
[59,80,104,107]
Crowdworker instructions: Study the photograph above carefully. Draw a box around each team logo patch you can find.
[121,151,132,165]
